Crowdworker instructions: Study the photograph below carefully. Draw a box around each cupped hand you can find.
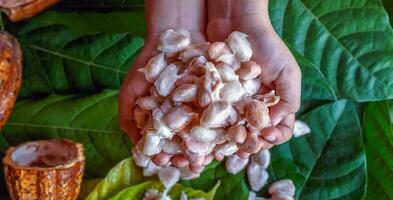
[118,0,206,143]
[207,0,301,146]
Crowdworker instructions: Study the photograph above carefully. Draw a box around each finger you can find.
[118,81,142,144]
[269,66,301,126]
[261,114,295,145]
[118,50,153,143]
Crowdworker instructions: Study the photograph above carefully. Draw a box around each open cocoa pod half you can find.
[3,139,85,200]
[0,0,60,22]
[0,31,22,130]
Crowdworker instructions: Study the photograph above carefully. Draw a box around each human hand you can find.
[119,0,207,143]
[207,0,301,147]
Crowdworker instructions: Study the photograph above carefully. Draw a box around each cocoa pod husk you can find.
[0,31,22,130]
[3,139,85,200]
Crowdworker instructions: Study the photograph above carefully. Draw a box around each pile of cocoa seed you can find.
[132,28,280,181]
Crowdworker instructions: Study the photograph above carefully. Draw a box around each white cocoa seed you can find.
[158,166,180,188]
[154,64,182,97]
[158,29,191,53]
[247,162,269,191]
[268,179,295,196]
[138,53,167,82]
[293,120,311,137]
[251,150,271,169]
[220,80,245,103]
[189,126,217,142]
[225,154,249,174]
[227,31,252,62]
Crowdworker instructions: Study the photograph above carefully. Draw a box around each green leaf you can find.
[15,11,146,37]
[58,0,144,9]
[16,30,143,98]
[382,0,393,26]
[86,157,218,200]
[86,157,148,200]
[109,181,218,200]
[0,90,132,178]
[269,0,393,101]
[78,179,102,200]
[364,101,393,199]
[181,161,249,200]
[289,45,337,100]
[263,100,367,199]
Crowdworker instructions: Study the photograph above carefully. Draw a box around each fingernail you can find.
[264,134,276,142]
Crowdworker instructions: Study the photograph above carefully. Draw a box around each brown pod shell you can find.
[0,0,60,22]
[0,32,22,129]
[3,139,85,200]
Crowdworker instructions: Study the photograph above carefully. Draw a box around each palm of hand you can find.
[119,32,206,143]
[206,18,301,145]
[120,11,301,146]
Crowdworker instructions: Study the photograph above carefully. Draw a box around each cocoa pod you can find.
[3,139,84,200]
[0,32,22,129]
[0,0,60,22]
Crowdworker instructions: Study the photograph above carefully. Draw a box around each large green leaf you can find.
[269,0,393,101]
[58,0,144,9]
[0,90,132,178]
[86,157,147,200]
[109,181,218,200]
[382,0,393,26]
[86,157,218,200]
[364,100,393,199]
[262,100,367,199]
[16,30,143,98]
[8,13,145,98]
[15,11,146,37]
[289,45,337,100]
[181,161,250,200]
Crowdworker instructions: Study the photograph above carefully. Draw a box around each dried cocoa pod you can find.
[3,139,84,200]
[0,0,60,22]
[0,32,22,129]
